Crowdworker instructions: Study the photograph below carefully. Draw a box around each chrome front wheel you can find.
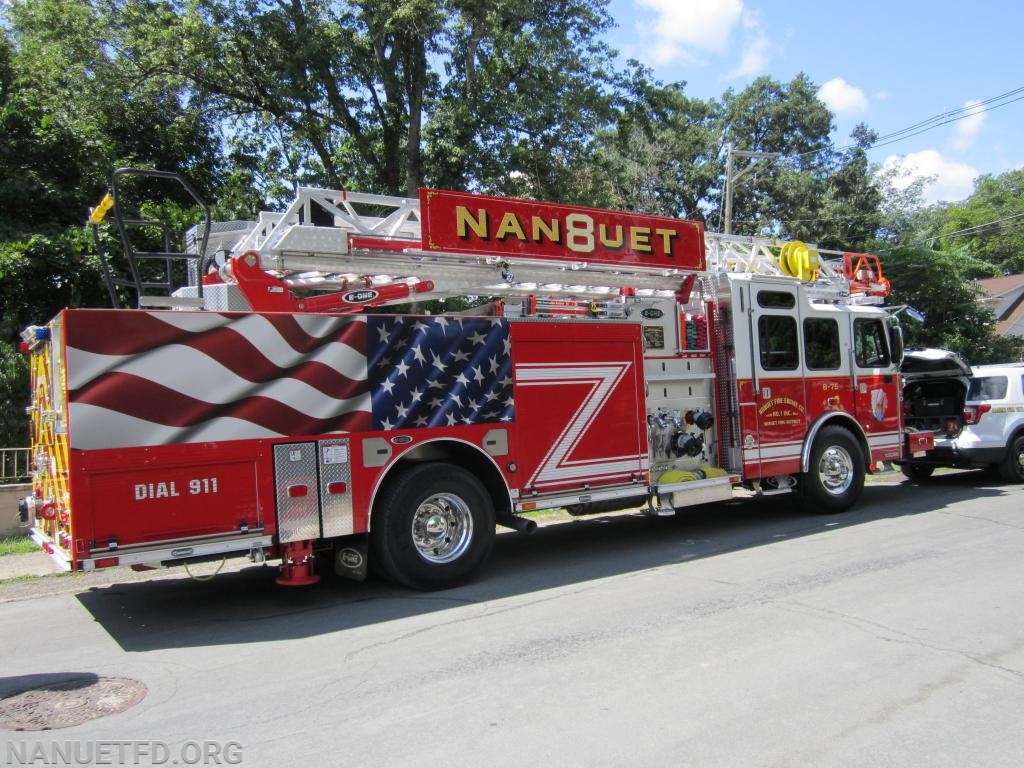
[816,444,856,496]
[801,426,865,513]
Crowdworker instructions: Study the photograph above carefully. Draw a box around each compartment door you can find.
[511,322,648,495]
[274,438,353,543]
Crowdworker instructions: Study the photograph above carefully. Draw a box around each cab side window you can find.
[758,315,798,370]
[853,318,890,368]
[804,317,840,370]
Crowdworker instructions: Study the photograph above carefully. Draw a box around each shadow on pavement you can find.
[0,672,101,699]
[73,471,1009,652]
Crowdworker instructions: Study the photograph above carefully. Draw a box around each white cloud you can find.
[729,23,770,78]
[636,0,744,63]
[880,150,979,204]
[949,99,986,150]
[818,78,869,117]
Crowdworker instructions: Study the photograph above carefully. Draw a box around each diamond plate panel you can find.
[274,442,321,543]
[175,283,251,311]
[318,438,353,538]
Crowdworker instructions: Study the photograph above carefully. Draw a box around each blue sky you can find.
[603,0,1024,204]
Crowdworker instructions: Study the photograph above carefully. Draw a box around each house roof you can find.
[977,274,1024,298]
[975,274,1024,337]
[997,301,1024,336]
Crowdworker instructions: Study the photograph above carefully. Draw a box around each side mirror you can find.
[888,319,905,365]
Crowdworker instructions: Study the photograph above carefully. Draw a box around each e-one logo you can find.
[343,289,379,304]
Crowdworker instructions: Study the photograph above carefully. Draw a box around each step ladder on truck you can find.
[18,169,935,588]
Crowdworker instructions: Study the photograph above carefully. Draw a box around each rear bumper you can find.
[903,439,1005,469]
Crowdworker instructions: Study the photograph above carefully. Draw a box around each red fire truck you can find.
[18,169,936,588]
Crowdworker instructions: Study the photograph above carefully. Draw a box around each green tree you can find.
[715,74,833,236]
[1,0,226,323]
[0,341,28,447]
[940,169,1024,274]
[714,75,882,250]
[797,124,882,251]
[577,74,720,218]
[881,244,1021,363]
[0,1,225,444]
[112,0,623,197]
[424,0,620,201]
[874,164,946,247]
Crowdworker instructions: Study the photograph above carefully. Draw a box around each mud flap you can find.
[334,536,369,582]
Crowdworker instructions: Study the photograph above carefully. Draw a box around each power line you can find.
[869,94,1024,150]
[771,84,1024,163]
[869,86,1024,145]
[718,86,1024,235]
[729,198,1024,240]
[921,210,1024,244]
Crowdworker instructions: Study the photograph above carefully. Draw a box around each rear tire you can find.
[997,434,1024,483]
[800,426,864,513]
[371,463,495,590]
[900,463,935,481]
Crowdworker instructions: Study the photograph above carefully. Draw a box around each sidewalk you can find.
[0,550,64,580]
[0,545,267,604]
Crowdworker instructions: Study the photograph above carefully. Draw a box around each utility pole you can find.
[723,142,781,235]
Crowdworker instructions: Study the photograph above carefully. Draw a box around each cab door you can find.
[850,314,902,462]
[802,307,856,429]
[748,285,808,476]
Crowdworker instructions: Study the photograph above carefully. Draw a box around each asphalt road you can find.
[1,472,1022,767]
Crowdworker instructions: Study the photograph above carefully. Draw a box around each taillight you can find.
[963,404,992,425]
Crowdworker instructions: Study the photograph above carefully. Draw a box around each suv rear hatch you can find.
[900,348,972,437]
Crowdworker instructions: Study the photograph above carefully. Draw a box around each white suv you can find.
[903,362,1024,482]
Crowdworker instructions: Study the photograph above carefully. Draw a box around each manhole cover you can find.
[0,677,147,730]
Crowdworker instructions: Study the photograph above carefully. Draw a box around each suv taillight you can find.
[963,404,992,425]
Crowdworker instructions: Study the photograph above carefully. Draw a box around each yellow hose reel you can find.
[777,241,820,282]
[658,466,729,483]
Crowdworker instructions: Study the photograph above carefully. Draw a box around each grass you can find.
[521,507,569,519]
[0,536,38,557]
[0,574,42,584]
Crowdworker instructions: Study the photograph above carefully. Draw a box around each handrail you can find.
[0,447,30,484]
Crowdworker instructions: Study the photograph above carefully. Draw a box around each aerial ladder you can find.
[89,169,891,316]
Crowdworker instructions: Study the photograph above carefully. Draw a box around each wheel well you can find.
[802,415,870,473]
[370,440,512,530]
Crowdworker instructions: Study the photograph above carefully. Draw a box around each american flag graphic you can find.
[64,310,513,451]
[367,316,514,430]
